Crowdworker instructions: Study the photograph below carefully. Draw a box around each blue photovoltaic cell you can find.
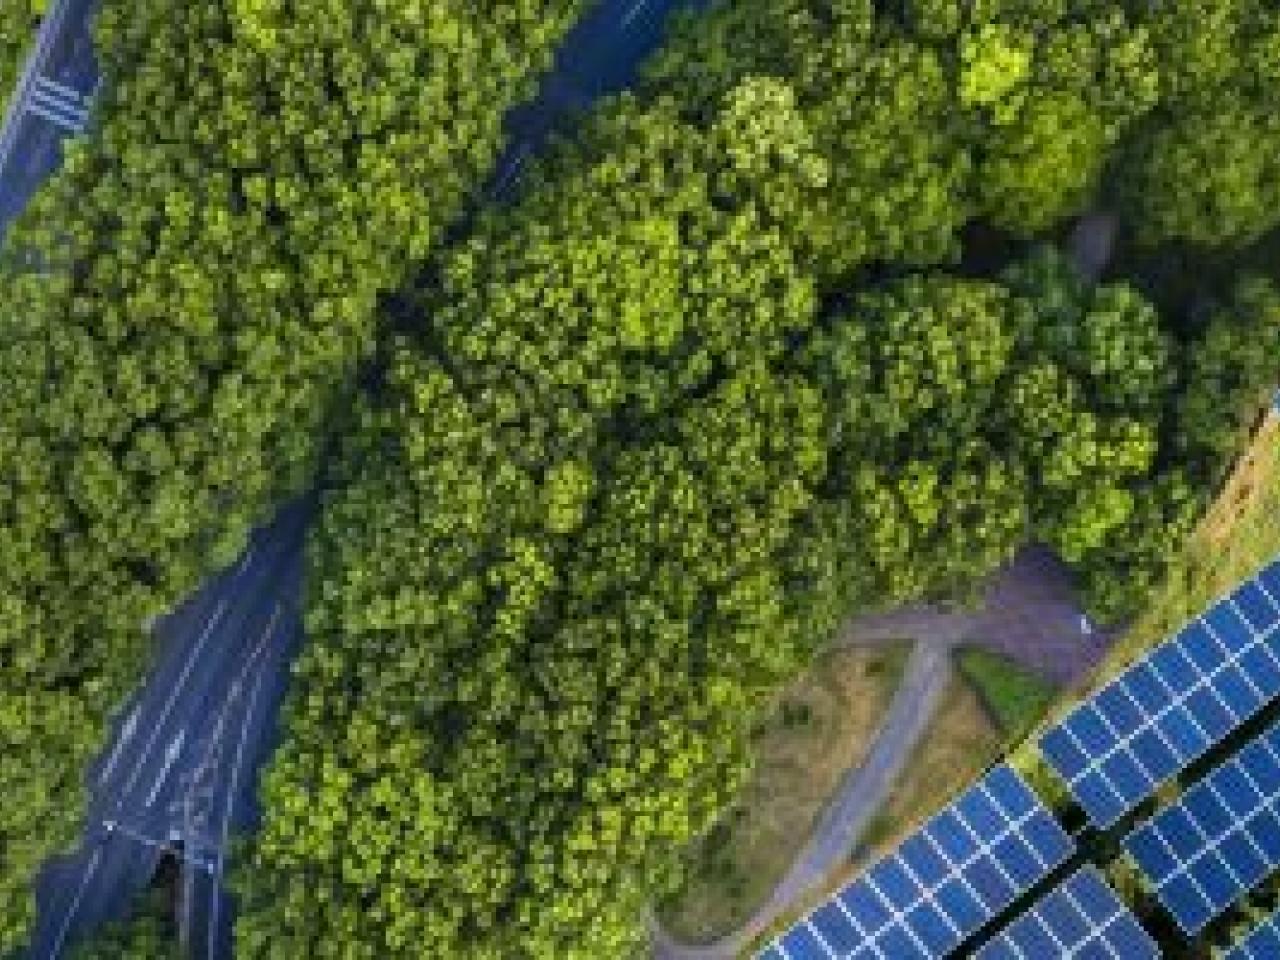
[810,902,859,953]
[758,765,1073,959]
[1225,907,1280,960]
[1125,717,1280,935]
[975,867,1158,960]
[1262,561,1280,598]
[1039,559,1280,827]
[780,924,827,960]
[1208,603,1254,652]
[1238,581,1280,632]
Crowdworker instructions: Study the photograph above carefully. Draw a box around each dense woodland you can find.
[0,0,584,950]
[1,0,1278,956]
[234,0,1279,956]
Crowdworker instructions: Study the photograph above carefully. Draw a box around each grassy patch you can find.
[852,673,1004,863]
[657,642,909,945]
[957,647,1058,744]
[747,671,1006,955]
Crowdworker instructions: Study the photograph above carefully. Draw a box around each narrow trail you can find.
[651,639,956,960]
[652,546,1108,959]
[650,635,956,960]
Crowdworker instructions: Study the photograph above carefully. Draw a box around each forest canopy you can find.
[0,0,584,949]
[234,0,1279,956]
[3,0,1278,956]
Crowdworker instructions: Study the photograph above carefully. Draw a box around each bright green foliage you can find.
[997,249,1188,616]
[807,276,1026,601]
[1119,0,1280,248]
[808,253,1184,616]
[956,647,1057,740]
[0,0,583,949]
[233,3,1280,954]
[1119,104,1280,249]
[647,1,969,274]
[7,0,1270,955]
[235,88,841,957]
[962,7,1158,232]
[647,0,1160,265]
[959,23,1033,111]
[1176,277,1280,468]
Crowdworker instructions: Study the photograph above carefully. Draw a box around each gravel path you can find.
[651,640,956,960]
[652,545,1114,959]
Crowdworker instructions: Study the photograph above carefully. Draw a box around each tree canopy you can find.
[23,0,1279,956]
[1115,0,1280,248]
[0,0,584,948]
[233,2,1277,942]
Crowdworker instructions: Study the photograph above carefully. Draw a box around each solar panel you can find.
[1040,560,1280,827]
[1124,716,1280,935]
[1224,908,1280,960]
[759,764,1073,959]
[974,866,1159,960]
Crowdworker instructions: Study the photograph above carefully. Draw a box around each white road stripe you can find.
[117,542,263,799]
[48,846,102,958]
[208,610,278,958]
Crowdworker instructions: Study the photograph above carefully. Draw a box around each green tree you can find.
[70,886,181,960]
[1175,277,1280,471]
[0,0,584,947]
[236,84,836,957]
[1117,0,1280,248]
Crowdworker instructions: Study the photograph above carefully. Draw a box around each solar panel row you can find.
[1224,908,1280,960]
[974,866,1159,960]
[1124,717,1280,935]
[758,766,1073,960]
[1040,560,1280,827]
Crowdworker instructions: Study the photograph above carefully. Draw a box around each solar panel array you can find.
[757,765,1073,960]
[1040,560,1280,827]
[1124,717,1280,935]
[974,866,1159,960]
[1224,908,1280,960]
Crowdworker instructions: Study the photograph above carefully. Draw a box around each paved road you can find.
[16,1,705,957]
[28,506,308,958]
[1069,210,1119,284]
[490,0,702,197]
[840,545,1113,686]
[0,0,97,235]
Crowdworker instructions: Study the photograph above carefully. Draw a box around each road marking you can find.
[0,0,84,171]
[97,704,140,785]
[28,76,89,132]
[177,595,276,951]
[116,541,263,801]
[48,846,101,958]
[620,0,653,29]
[144,730,186,808]
[208,610,278,958]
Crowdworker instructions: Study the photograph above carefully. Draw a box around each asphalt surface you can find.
[29,505,308,958]
[13,0,705,957]
[488,0,703,197]
[0,0,97,235]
